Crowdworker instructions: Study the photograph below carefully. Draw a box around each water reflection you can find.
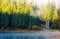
[0,32,47,39]
[0,32,58,39]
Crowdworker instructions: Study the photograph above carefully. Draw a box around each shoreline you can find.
[0,29,60,33]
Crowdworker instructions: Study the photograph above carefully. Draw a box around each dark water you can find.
[0,32,59,39]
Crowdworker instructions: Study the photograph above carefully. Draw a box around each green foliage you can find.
[0,12,42,30]
[50,21,58,29]
[0,0,60,30]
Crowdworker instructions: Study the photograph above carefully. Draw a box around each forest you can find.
[0,0,60,30]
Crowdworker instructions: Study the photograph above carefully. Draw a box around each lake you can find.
[0,32,60,39]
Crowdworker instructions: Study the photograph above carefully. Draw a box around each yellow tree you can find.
[0,0,2,12]
[1,0,8,13]
[58,8,60,29]
[52,8,58,21]
[36,5,43,18]
[36,6,41,17]
[29,0,34,16]
[44,3,52,29]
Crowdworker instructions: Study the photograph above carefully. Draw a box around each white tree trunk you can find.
[46,20,49,29]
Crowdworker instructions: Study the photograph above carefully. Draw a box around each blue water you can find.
[0,32,59,39]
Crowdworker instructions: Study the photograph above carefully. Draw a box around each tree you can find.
[58,8,60,29]
[0,0,41,30]
[52,8,58,21]
[51,8,58,29]
[44,3,52,29]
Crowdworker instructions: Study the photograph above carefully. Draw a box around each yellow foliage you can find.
[30,3,34,11]
[52,9,58,21]
[44,3,52,20]
[36,5,43,17]
[13,5,17,13]
[0,0,32,14]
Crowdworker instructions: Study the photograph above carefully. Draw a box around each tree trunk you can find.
[46,20,49,29]
[58,20,60,30]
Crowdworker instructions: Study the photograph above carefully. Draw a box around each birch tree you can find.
[44,3,52,29]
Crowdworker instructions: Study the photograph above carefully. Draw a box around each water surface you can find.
[0,32,59,39]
